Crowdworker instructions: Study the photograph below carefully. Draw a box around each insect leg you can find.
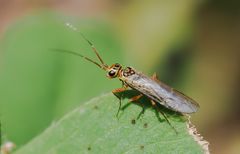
[128,94,146,119]
[151,72,158,81]
[150,100,178,134]
[129,94,143,102]
[112,84,128,118]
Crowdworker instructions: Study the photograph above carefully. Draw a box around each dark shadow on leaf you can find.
[114,89,185,123]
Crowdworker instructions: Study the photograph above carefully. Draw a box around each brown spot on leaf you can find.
[88,146,91,151]
[131,119,136,125]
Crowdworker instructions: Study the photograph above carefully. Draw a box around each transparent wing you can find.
[124,72,199,113]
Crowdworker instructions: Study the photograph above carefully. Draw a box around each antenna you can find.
[65,22,107,67]
[52,49,107,70]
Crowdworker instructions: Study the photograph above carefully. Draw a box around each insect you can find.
[55,23,200,132]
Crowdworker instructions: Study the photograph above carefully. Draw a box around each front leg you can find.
[112,84,128,118]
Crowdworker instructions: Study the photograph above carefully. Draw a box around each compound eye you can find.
[108,70,116,77]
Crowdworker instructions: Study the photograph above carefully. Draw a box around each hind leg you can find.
[150,100,178,134]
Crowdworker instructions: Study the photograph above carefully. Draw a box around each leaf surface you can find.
[14,93,204,154]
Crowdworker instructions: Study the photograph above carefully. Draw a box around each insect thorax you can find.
[122,67,135,77]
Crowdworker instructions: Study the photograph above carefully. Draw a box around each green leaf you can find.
[0,12,123,144]
[14,93,205,154]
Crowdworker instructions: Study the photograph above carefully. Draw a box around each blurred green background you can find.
[0,0,239,153]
